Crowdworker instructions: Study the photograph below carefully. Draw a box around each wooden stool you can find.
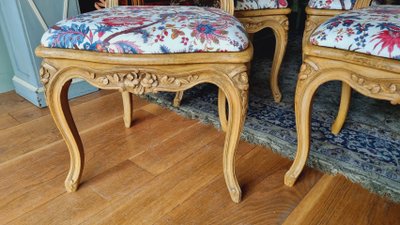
[285,5,400,186]
[36,3,252,203]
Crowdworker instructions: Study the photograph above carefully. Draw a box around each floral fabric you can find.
[235,0,288,10]
[308,0,357,10]
[41,6,249,54]
[310,6,400,60]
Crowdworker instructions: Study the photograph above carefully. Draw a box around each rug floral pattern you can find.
[145,33,400,202]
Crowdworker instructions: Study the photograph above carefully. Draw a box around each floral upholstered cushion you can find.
[235,0,288,10]
[308,0,357,10]
[310,6,400,60]
[41,6,249,54]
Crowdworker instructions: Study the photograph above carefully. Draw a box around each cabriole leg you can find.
[331,83,351,135]
[270,18,288,103]
[46,79,84,192]
[218,88,228,132]
[122,91,132,128]
[173,91,184,107]
[220,73,248,203]
[284,69,320,187]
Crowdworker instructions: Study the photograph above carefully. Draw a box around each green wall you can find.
[0,28,14,93]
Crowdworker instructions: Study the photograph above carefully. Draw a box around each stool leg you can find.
[173,91,184,107]
[220,72,249,203]
[46,79,84,192]
[270,18,288,103]
[331,83,351,135]
[218,88,228,132]
[284,68,320,187]
[122,91,132,128]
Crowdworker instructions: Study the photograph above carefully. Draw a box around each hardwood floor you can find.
[0,90,399,225]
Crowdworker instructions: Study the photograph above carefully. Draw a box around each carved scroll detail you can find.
[159,75,199,87]
[304,19,318,33]
[281,18,289,31]
[40,66,51,85]
[231,72,249,117]
[298,60,319,82]
[241,16,288,33]
[40,62,58,87]
[243,21,264,31]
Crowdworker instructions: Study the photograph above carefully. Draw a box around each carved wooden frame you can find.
[284,41,400,187]
[36,0,253,202]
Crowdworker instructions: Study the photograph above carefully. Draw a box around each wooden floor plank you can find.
[81,137,256,225]
[0,92,148,164]
[0,114,148,224]
[8,160,154,225]
[155,147,323,225]
[0,113,20,130]
[1,91,399,225]
[0,109,155,224]
[5,90,115,124]
[0,91,32,114]
[1,108,203,224]
[283,175,400,225]
[130,122,221,175]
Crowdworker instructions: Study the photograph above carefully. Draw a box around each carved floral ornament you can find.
[351,74,400,105]
[39,64,203,95]
[95,70,201,94]
[39,66,51,85]
[298,60,319,81]
[38,64,250,107]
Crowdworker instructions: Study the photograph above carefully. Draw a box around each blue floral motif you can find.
[311,6,400,60]
[47,24,90,48]
[41,6,249,54]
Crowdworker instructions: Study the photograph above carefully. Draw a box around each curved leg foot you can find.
[122,91,132,128]
[173,91,184,107]
[218,88,228,132]
[46,79,84,192]
[284,69,320,187]
[221,74,248,203]
[270,18,288,103]
[331,83,351,135]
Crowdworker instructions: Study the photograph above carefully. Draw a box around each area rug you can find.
[144,32,400,202]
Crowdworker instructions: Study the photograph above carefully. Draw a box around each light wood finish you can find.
[331,82,351,135]
[36,0,253,203]
[284,175,400,225]
[121,91,132,128]
[2,91,399,224]
[172,89,183,108]
[285,36,400,187]
[172,8,291,110]
[218,88,228,132]
[236,8,291,103]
